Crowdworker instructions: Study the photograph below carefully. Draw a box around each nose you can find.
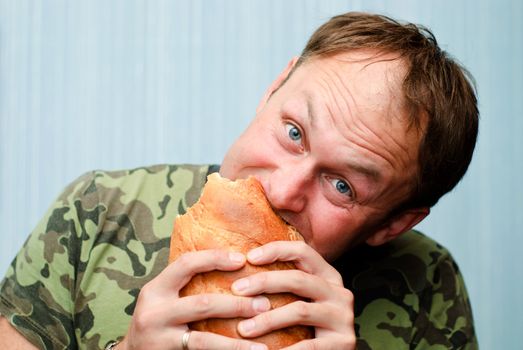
[263,163,313,213]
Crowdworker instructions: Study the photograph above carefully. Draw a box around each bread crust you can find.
[169,173,314,349]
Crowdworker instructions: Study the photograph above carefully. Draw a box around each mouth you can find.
[275,211,291,226]
[278,213,301,234]
[279,216,291,226]
[277,213,310,244]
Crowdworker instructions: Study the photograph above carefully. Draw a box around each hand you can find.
[118,250,270,350]
[231,241,356,350]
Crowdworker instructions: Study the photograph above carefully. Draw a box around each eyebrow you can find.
[304,92,315,125]
[345,160,382,183]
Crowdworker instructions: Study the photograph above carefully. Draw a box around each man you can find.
[0,12,478,349]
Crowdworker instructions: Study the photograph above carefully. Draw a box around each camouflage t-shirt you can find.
[0,164,477,349]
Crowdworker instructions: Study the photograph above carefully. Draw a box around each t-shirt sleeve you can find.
[412,250,478,350]
[0,172,100,349]
[346,231,478,350]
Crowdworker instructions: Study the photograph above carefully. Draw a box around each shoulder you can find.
[65,164,216,213]
[386,230,455,286]
[389,229,451,261]
[91,164,213,203]
[337,230,477,349]
[337,230,453,294]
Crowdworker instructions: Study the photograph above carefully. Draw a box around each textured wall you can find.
[1,1,521,348]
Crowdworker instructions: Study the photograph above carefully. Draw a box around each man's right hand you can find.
[117,249,270,350]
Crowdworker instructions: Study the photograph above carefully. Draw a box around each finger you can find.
[237,300,353,338]
[246,241,343,285]
[281,336,356,350]
[154,250,246,292]
[166,294,271,324]
[184,330,268,350]
[232,269,339,301]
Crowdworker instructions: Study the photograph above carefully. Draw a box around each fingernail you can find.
[239,319,255,333]
[252,296,270,312]
[229,252,245,263]
[247,247,263,261]
[250,344,267,350]
[232,278,249,292]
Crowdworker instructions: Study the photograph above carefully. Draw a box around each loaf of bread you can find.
[169,173,314,349]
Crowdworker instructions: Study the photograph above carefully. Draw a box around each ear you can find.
[256,56,299,113]
[366,207,430,246]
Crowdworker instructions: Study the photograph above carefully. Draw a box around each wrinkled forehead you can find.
[294,51,412,126]
[324,50,406,95]
[301,49,408,78]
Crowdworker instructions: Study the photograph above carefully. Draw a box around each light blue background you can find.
[1,1,521,348]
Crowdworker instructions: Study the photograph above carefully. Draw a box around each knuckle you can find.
[293,300,311,320]
[137,283,153,300]
[193,294,212,316]
[176,253,194,270]
[231,340,248,350]
[349,335,357,347]
[343,334,357,348]
[211,249,233,269]
[257,311,274,331]
[286,273,301,294]
[291,271,318,294]
[211,249,225,261]
[235,297,249,315]
[133,311,152,332]
[342,312,354,329]
[341,288,354,305]
[292,269,308,283]
[256,272,268,287]
[295,241,310,255]
[301,341,318,350]
[331,270,344,285]
[310,343,319,350]
[337,290,355,327]
[189,332,207,350]
[136,282,161,304]
[339,305,355,330]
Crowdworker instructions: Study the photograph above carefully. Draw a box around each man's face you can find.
[220,51,424,262]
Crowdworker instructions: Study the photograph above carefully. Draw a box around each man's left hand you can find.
[231,241,356,350]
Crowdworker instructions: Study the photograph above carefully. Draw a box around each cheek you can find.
[307,201,358,254]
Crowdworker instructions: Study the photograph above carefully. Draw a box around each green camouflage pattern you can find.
[0,164,477,349]
[334,232,478,349]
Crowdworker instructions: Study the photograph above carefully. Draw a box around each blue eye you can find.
[331,178,352,196]
[285,123,302,142]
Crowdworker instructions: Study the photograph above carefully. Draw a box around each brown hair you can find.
[296,12,478,209]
